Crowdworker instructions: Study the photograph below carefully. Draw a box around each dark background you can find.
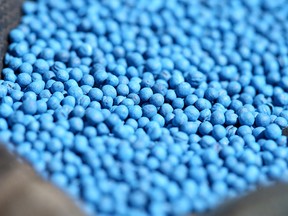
[0,0,24,72]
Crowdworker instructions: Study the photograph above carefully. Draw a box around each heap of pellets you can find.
[1,0,288,215]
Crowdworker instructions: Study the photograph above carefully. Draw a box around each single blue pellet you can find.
[52,92,64,101]
[184,106,200,121]
[102,85,117,98]
[33,59,49,74]
[126,118,138,130]
[255,113,271,127]
[204,88,219,101]
[113,65,126,76]
[68,86,83,99]
[164,89,176,102]
[62,96,76,107]
[70,68,83,82]
[8,57,22,71]
[229,100,243,112]
[212,125,227,141]
[227,81,242,96]
[180,63,199,79]
[217,95,231,108]
[195,98,212,111]
[151,114,165,127]
[47,96,61,110]
[180,122,199,135]
[138,117,150,128]
[51,81,64,93]
[114,105,129,120]
[101,96,113,109]
[145,122,162,141]
[22,99,37,115]
[175,82,192,98]
[88,88,103,102]
[128,93,140,105]
[237,125,252,137]
[17,73,32,87]
[116,84,129,96]
[129,105,142,120]
[239,111,255,126]
[77,95,91,108]
[85,108,104,125]
[274,117,288,128]
[198,121,213,136]
[265,124,282,140]
[117,144,134,161]
[55,69,69,82]
[74,135,89,153]
[262,140,277,152]
[252,126,265,140]
[200,136,217,148]
[159,103,173,116]
[274,93,288,106]
[145,58,162,74]
[0,118,8,131]
[126,52,144,67]
[224,111,238,125]
[10,90,23,101]
[106,74,119,87]
[139,87,153,102]
[77,43,93,57]
[142,104,157,119]
[12,101,21,111]
[168,71,183,89]
[1,97,13,107]
[81,74,94,87]
[4,70,17,82]
[93,69,108,85]
[31,72,43,82]
[172,98,184,109]
[149,93,164,107]
[152,80,168,95]
[47,138,63,153]
[0,103,13,118]
[81,85,92,95]
[128,80,141,93]
[141,72,155,88]
[210,111,225,125]
[0,85,8,98]
[22,53,36,64]
[27,80,44,94]
[114,125,134,139]
[118,75,129,85]
[10,29,25,42]
[172,111,188,127]
[69,117,84,132]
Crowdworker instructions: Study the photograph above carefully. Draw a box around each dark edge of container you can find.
[0,0,25,74]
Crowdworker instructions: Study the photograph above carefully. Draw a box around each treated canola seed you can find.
[1,0,288,216]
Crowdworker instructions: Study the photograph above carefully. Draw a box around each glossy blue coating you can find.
[1,0,288,215]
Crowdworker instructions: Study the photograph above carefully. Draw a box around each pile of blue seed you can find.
[1,0,288,215]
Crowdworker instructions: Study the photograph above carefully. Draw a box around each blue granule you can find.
[2,0,288,215]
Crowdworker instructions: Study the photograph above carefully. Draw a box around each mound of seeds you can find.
[1,0,288,215]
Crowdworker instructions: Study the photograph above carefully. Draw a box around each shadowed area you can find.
[0,0,25,72]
